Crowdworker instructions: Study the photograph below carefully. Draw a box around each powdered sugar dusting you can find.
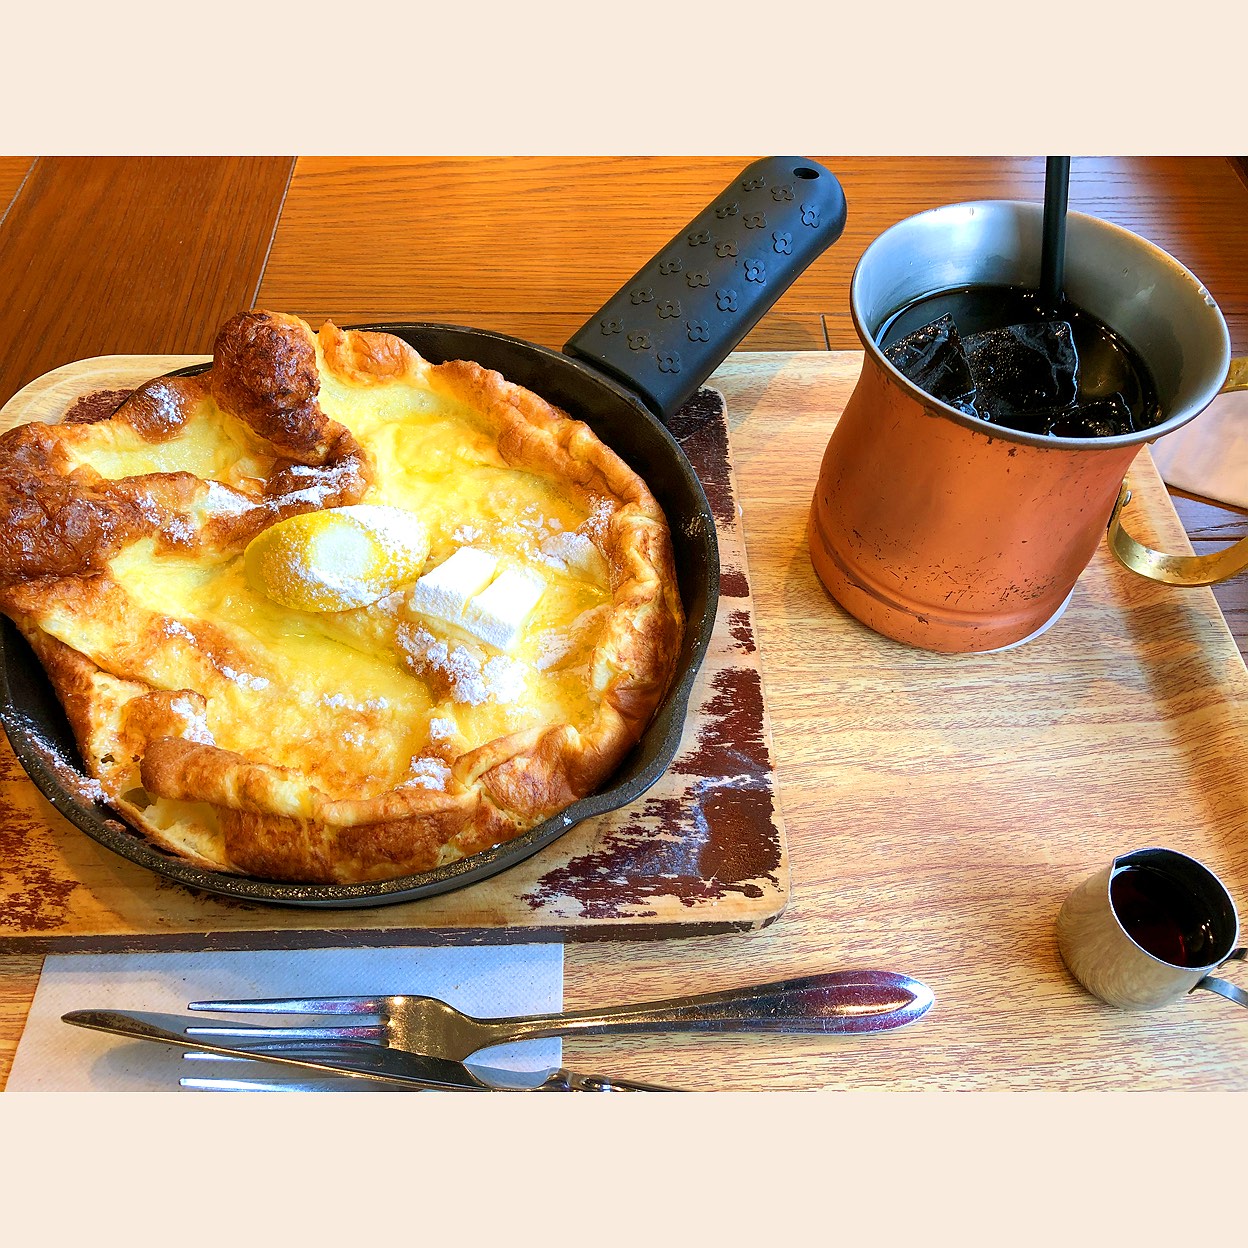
[537,529,606,581]
[535,632,576,672]
[397,624,528,707]
[163,617,261,684]
[167,695,216,744]
[274,527,378,608]
[583,495,614,539]
[217,663,270,691]
[265,458,364,512]
[403,756,451,790]
[338,504,428,553]
[204,481,256,518]
[534,603,609,672]
[131,490,161,526]
[164,516,194,545]
[252,505,428,611]
[319,693,391,712]
[482,654,527,703]
[3,705,107,805]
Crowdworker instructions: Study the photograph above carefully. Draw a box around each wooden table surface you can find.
[1,156,1246,1089]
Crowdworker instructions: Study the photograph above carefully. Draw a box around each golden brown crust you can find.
[0,421,156,580]
[318,321,422,383]
[0,330,371,586]
[209,311,332,462]
[0,311,685,884]
[113,376,197,442]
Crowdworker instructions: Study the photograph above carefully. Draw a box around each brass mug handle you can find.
[1107,358,1248,587]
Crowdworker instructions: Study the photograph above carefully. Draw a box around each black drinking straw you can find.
[1040,156,1071,310]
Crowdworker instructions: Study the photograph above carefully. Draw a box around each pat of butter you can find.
[464,566,546,651]
[407,547,499,623]
[408,546,545,652]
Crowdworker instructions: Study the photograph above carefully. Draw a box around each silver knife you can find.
[61,1010,676,1091]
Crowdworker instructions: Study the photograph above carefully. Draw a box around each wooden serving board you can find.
[0,357,788,950]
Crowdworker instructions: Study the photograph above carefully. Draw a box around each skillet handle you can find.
[563,157,846,423]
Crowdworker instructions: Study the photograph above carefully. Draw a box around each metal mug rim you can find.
[1106,846,1240,973]
[849,199,1232,453]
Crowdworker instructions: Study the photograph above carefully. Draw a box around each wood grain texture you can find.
[259,156,1248,355]
[557,353,1248,1090]
[0,158,32,224]
[1171,494,1248,645]
[257,156,831,352]
[0,157,293,408]
[0,954,40,1079]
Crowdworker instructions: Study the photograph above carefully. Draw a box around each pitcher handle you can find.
[1192,948,1248,1009]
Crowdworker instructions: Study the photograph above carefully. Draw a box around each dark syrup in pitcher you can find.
[877,285,1162,439]
[1108,862,1221,967]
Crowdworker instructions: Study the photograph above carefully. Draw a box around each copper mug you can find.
[808,201,1232,653]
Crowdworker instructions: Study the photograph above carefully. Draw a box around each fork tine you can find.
[188,996,387,1016]
[185,1023,385,1041]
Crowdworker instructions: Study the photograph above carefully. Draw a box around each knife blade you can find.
[61,1010,675,1091]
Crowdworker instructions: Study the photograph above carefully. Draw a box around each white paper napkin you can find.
[1151,388,1248,509]
[6,944,563,1092]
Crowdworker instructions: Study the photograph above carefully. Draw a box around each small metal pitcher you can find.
[808,201,1232,653]
[1057,847,1246,1011]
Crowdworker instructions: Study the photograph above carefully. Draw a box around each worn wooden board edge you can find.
[0,356,788,948]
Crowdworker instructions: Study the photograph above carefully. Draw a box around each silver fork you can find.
[187,970,934,1061]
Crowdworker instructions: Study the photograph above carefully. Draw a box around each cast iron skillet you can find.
[0,157,847,908]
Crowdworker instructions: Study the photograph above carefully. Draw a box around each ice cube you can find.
[963,320,1079,422]
[1046,393,1136,439]
[883,313,977,413]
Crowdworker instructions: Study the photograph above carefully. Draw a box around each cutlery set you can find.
[62,970,935,1092]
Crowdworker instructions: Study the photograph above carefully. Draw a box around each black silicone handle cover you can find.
[563,157,846,421]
